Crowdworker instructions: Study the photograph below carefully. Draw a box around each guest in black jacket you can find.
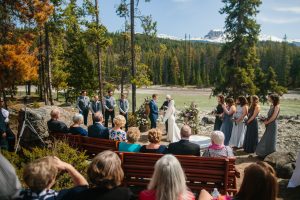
[88,112,109,139]
[168,125,200,156]
[47,108,69,134]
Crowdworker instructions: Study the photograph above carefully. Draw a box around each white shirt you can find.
[1,108,9,123]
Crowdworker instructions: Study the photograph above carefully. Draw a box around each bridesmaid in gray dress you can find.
[256,94,280,157]
[220,98,236,146]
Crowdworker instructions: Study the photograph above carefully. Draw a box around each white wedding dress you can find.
[163,100,181,143]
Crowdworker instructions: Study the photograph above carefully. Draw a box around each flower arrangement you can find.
[136,97,150,127]
[179,102,200,134]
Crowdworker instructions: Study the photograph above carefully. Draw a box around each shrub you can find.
[1,140,88,190]
[32,101,40,108]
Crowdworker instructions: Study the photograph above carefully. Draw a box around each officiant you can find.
[160,95,171,134]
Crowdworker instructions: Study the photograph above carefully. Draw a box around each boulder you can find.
[264,152,296,179]
[201,116,215,125]
[17,106,75,148]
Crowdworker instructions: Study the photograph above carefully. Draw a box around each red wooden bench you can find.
[117,152,239,195]
[51,132,119,155]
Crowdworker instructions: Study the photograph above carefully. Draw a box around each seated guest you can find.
[168,125,200,156]
[74,151,133,200]
[0,153,21,200]
[109,115,126,141]
[199,161,278,200]
[69,114,88,136]
[119,127,141,152]
[140,129,167,154]
[139,154,195,200]
[47,108,69,134]
[88,112,109,139]
[15,156,88,200]
[202,131,234,158]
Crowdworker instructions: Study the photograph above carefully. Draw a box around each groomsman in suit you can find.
[104,90,116,128]
[149,94,159,129]
[90,95,102,124]
[118,93,129,131]
[76,90,90,126]
[160,94,171,134]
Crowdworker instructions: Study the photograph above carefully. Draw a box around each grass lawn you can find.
[126,91,300,116]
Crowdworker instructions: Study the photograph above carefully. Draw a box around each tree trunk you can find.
[130,0,136,113]
[38,32,46,103]
[45,23,54,105]
[27,81,31,95]
[95,0,104,113]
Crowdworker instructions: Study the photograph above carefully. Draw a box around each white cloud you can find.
[258,16,300,24]
[273,7,300,14]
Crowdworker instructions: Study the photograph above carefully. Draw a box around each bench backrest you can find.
[51,132,119,155]
[118,152,238,194]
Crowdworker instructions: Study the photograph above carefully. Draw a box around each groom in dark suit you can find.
[149,94,159,128]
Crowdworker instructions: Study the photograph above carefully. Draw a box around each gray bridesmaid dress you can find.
[256,106,279,157]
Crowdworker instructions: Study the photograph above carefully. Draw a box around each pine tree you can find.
[214,0,262,97]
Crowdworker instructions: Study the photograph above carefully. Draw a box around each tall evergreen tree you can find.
[214,0,262,97]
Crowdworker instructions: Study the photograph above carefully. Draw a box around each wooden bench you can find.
[118,152,239,195]
[51,132,119,155]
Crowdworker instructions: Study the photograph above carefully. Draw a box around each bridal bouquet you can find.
[179,102,200,134]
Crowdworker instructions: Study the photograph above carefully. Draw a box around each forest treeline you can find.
[1,0,299,110]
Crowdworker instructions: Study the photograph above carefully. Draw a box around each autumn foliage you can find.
[0,38,39,89]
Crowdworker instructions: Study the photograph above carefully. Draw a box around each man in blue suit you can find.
[149,94,159,128]
[88,112,109,139]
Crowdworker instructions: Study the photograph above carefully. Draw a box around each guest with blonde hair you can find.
[75,151,133,200]
[139,154,195,200]
[139,129,167,154]
[202,131,234,158]
[109,115,127,141]
[119,127,141,152]
[69,113,88,136]
[15,156,88,200]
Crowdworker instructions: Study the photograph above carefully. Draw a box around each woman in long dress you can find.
[220,98,236,146]
[243,95,260,153]
[163,100,181,143]
[256,94,280,157]
[229,96,248,148]
[213,95,225,131]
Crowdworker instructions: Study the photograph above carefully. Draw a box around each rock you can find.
[264,152,296,179]
[17,106,75,148]
[201,116,215,125]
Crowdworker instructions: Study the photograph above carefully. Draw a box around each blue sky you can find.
[99,0,300,39]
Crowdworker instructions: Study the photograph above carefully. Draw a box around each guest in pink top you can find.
[139,154,195,200]
[202,131,234,158]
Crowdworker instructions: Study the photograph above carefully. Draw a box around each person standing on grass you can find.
[160,95,171,134]
[256,94,280,158]
[220,98,236,146]
[104,90,116,128]
[90,95,102,124]
[213,95,225,131]
[243,95,260,153]
[76,90,90,126]
[118,93,129,131]
[149,94,158,129]
[0,97,15,151]
[229,96,248,149]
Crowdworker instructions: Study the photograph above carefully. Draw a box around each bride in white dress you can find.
[163,99,181,142]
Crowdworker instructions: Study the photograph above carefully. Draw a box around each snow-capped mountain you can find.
[157,30,300,46]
